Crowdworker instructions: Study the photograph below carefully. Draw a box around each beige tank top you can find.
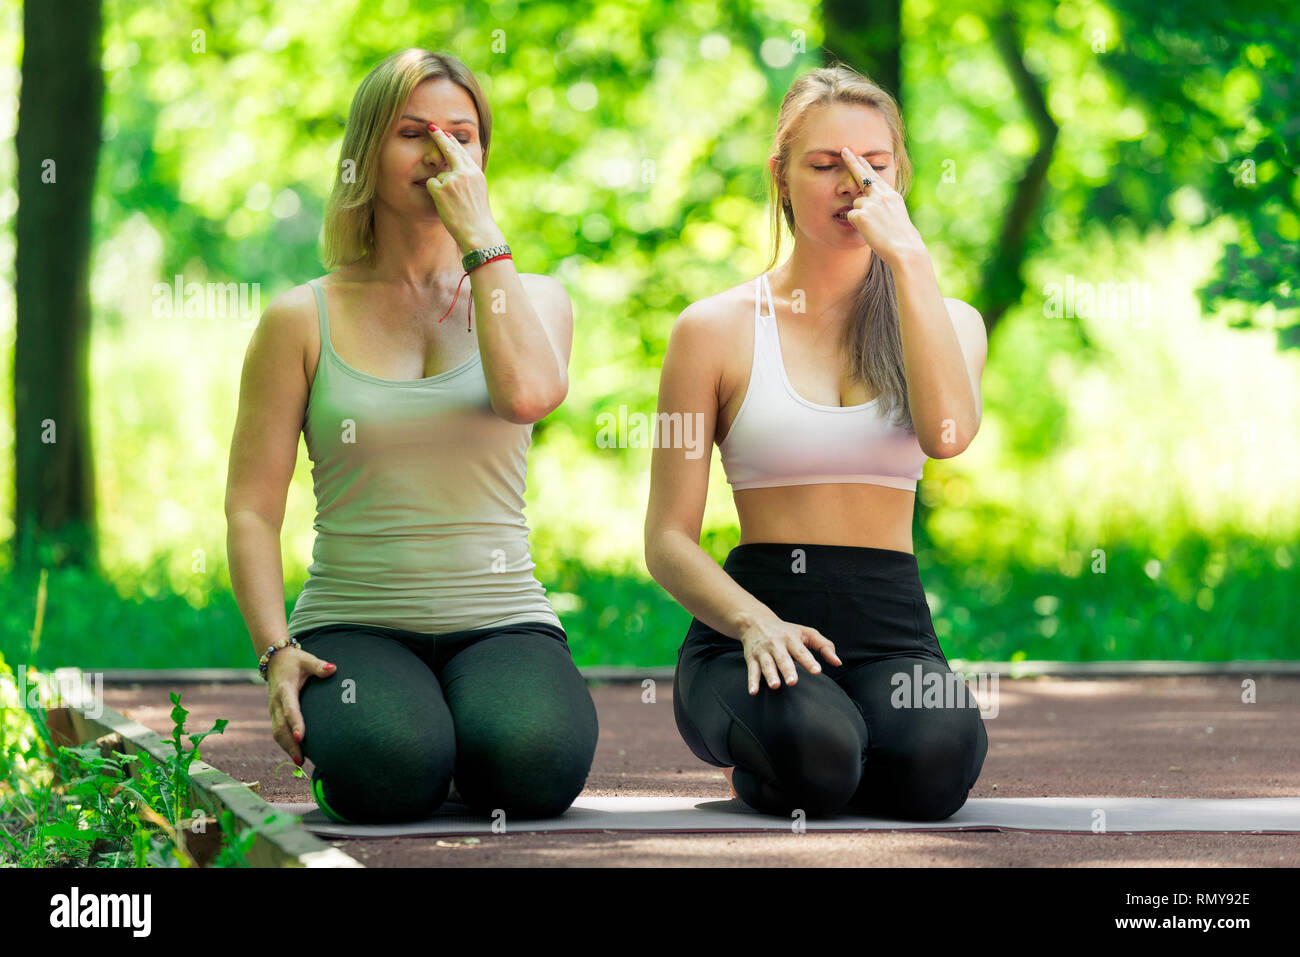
[285,277,562,637]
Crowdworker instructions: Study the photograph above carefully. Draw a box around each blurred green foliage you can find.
[0,0,1297,667]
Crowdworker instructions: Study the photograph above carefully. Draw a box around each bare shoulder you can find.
[518,271,564,290]
[518,272,569,306]
[674,279,754,337]
[942,296,985,333]
[661,280,757,410]
[518,272,571,320]
[943,296,982,321]
[253,281,319,345]
[252,279,323,386]
[265,280,319,321]
[942,297,988,359]
[686,277,758,353]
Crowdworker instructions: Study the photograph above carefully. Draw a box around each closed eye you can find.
[814,164,887,171]
[402,131,470,142]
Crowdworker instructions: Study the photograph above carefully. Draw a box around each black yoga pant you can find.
[292,619,598,824]
[674,543,988,821]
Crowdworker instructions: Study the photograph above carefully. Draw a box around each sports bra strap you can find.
[755,272,775,323]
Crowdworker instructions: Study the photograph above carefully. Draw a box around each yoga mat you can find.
[269,796,1300,838]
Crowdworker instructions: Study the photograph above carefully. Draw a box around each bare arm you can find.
[643,303,776,640]
[892,250,980,458]
[420,125,568,424]
[463,253,572,424]
[223,287,312,659]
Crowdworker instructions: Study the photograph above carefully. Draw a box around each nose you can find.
[840,164,866,196]
[422,139,448,169]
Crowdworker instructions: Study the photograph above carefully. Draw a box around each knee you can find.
[456,725,596,819]
[880,717,987,821]
[896,772,971,821]
[733,717,865,815]
[313,731,455,824]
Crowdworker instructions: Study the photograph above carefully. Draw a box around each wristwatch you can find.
[462,243,511,272]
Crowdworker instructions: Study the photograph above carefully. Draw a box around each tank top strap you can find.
[307,278,331,349]
[306,277,334,389]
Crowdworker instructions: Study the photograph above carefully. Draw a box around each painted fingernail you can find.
[294,731,301,742]
[294,754,302,766]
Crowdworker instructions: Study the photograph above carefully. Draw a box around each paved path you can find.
[99,675,1300,867]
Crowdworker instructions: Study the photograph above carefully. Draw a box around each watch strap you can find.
[462,243,512,272]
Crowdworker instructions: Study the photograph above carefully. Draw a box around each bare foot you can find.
[722,766,738,799]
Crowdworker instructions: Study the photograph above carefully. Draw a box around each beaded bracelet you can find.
[258,636,301,682]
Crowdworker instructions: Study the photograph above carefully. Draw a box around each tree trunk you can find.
[978,8,1059,339]
[14,0,104,575]
[824,0,902,104]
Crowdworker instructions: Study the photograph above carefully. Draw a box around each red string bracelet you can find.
[436,252,514,331]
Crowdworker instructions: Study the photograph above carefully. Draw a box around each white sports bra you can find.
[717,272,928,492]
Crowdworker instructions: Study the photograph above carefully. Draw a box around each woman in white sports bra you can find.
[645,64,990,820]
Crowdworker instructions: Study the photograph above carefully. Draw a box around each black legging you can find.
[292,620,598,824]
[674,543,988,820]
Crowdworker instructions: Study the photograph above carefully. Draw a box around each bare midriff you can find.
[733,483,915,553]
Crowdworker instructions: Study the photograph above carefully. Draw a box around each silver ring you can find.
[861,176,872,190]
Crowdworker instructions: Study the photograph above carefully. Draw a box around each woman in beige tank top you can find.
[226,49,597,824]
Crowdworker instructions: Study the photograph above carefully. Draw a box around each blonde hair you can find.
[322,49,492,269]
[765,63,916,431]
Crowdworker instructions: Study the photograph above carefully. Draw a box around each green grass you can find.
[1,526,1293,670]
[0,655,283,867]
